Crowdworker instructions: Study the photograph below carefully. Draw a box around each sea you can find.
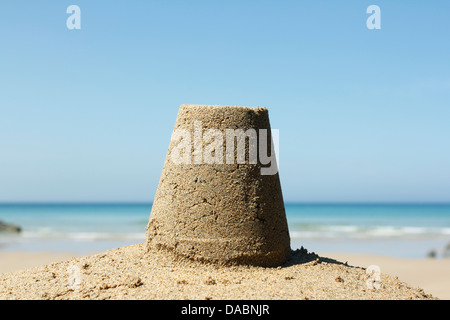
[1,203,449,259]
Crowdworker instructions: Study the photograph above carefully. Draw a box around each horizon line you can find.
[0,201,450,206]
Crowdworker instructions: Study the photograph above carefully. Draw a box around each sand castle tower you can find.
[145,105,290,267]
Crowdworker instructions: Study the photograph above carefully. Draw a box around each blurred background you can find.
[1,0,449,292]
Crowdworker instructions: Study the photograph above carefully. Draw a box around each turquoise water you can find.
[286,203,450,258]
[1,203,449,258]
[0,203,150,254]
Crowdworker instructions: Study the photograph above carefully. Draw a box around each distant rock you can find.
[0,221,21,233]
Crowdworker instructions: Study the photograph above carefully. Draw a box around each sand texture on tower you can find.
[145,105,290,267]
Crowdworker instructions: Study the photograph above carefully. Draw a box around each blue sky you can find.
[1,1,449,202]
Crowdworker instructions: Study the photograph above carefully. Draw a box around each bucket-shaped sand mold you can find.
[145,105,291,267]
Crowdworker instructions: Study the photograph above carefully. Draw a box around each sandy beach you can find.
[0,251,78,275]
[320,252,450,300]
[0,244,442,300]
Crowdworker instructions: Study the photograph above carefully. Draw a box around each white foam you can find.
[288,224,450,240]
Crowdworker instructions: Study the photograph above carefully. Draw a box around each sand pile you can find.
[0,244,434,300]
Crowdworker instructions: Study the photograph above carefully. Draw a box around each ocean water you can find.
[0,203,449,258]
[0,204,149,254]
[286,204,450,258]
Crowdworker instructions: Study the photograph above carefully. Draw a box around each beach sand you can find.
[321,252,450,300]
[0,244,438,300]
[0,251,78,275]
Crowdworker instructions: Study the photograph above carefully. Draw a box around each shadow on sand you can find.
[282,246,362,270]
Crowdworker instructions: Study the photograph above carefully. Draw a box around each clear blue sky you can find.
[1,1,449,203]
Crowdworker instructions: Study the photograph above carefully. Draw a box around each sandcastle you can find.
[145,105,291,267]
